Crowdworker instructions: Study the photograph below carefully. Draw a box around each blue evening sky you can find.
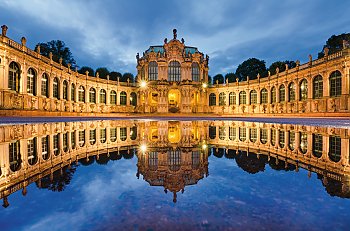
[0,0,349,76]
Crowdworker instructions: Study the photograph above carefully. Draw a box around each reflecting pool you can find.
[0,119,350,230]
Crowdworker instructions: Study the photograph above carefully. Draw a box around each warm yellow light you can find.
[202,144,207,150]
[140,144,147,152]
[202,83,208,88]
[140,80,147,88]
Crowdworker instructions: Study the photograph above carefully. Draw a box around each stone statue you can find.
[1,25,8,37]
[181,38,185,43]
[21,37,27,46]
[173,29,177,40]
[206,54,209,62]
[164,38,167,44]
[136,53,139,61]
[324,47,329,56]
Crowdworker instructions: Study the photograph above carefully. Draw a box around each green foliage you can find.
[225,72,236,83]
[268,60,296,75]
[213,74,224,84]
[110,71,123,81]
[96,67,110,79]
[121,73,134,82]
[78,66,95,77]
[235,58,266,81]
[318,33,350,58]
[35,40,76,68]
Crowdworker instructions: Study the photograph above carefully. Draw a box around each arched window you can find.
[288,82,295,102]
[130,126,137,140]
[130,92,137,106]
[250,128,257,142]
[89,88,96,103]
[168,61,181,82]
[90,129,96,145]
[79,130,85,147]
[41,73,49,97]
[53,77,59,99]
[330,70,342,97]
[329,136,341,162]
[9,141,21,172]
[168,150,181,172]
[148,61,158,81]
[229,127,236,140]
[239,127,246,141]
[192,62,200,82]
[71,83,75,101]
[27,68,36,95]
[78,86,85,102]
[62,80,68,100]
[299,132,308,154]
[149,152,158,170]
[239,91,246,105]
[71,131,76,150]
[279,85,285,102]
[289,131,295,150]
[9,62,20,92]
[313,75,323,99]
[63,133,69,152]
[219,127,226,140]
[299,79,308,101]
[260,129,267,144]
[271,87,276,103]
[41,136,50,160]
[271,129,276,146]
[250,90,257,104]
[27,138,38,165]
[279,130,285,148]
[219,92,226,106]
[261,88,268,104]
[312,134,323,158]
[99,89,106,104]
[100,128,106,143]
[209,93,216,106]
[192,151,200,169]
[229,92,236,105]
[53,134,60,156]
[120,127,127,141]
[110,90,117,105]
[110,128,117,142]
[209,126,216,139]
[120,91,127,105]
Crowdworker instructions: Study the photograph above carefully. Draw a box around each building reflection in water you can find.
[0,120,349,207]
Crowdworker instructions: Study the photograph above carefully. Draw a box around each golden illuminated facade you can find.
[0,25,350,116]
[0,120,350,207]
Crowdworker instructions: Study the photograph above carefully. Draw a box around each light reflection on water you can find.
[0,119,350,231]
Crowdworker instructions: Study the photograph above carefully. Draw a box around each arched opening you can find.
[78,86,85,102]
[9,141,21,172]
[271,87,276,103]
[41,73,49,97]
[99,89,106,104]
[279,85,285,102]
[41,135,50,160]
[168,122,181,143]
[192,62,200,82]
[299,79,308,101]
[130,92,137,106]
[27,68,37,95]
[89,88,96,103]
[62,80,68,100]
[168,89,181,108]
[27,138,38,165]
[168,150,181,172]
[219,92,226,106]
[9,62,20,92]
[250,90,257,104]
[313,75,323,99]
[71,83,76,101]
[288,82,296,102]
[329,136,341,162]
[110,90,117,105]
[53,77,59,99]
[148,61,158,81]
[239,91,246,105]
[209,93,216,106]
[229,92,236,105]
[260,88,268,104]
[120,91,127,105]
[330,70,342,97]
[168,61,181,82]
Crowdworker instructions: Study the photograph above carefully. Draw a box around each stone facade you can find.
[1,25,350,116]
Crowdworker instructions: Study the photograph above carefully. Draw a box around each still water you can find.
[0,119,350,231]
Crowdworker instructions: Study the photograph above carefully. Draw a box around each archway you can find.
[168,89,181,112]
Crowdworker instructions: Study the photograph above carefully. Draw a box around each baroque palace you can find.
[0,120,349,206]
[0,25,350,116]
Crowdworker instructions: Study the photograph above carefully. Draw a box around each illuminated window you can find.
[300,132,308,154]
[27,138,37,165]
[279,130,285,148]
[313,75,323,99]
[261,88,268,104]
[41,73,49,97]
[100,128,106,143]
[219,126,226,140]
[168,61,181,82]
[78,86,85,102]
[53,77,59,99]
[71,83,76,101]
[288,82,295,102]
[250,128,257,142]
[229,92,236,105]
[219,92,226,106]
[260,129,267,144]
[250,90,257,104]
[239,91,246,105]
[42,136,49,160]
[239,127,246,141]
[120,127,127,141]
[289,131,295,150]
[271,87,276,103]
[79,130,85,147]
[110,128,117,142]
[90,129,96,145]
[27,68,36,95]
[229,127,236,141]
[330,70,342,97]
[100,89,106,104]
[53,134,60,155]
[110,90,117,105]
[9,62,20,92]
[63,80,68,100]
[279,85,285,102]
[89,88,96,103]
[300,79,308,101]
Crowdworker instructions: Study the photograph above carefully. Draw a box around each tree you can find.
[318,33,350,58]
[235,58,267,81]
[96,67,110,79]
[109,71,122,81]
[35,40,76,68]
[268,60,296,76]
[121,73,134,82]
[213,74,224,84]
[78,66,95,77]
[225,72,236,83]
